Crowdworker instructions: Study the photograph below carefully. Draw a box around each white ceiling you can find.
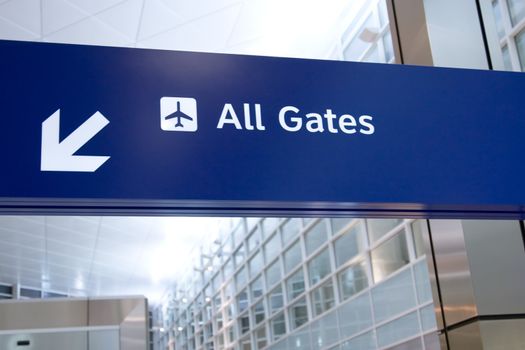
[0,216,223,302]
[0,0,367,58]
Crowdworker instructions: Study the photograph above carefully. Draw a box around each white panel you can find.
[0,0,41,35]
[96,0,144,41]
[138,4,242,51]
[162,0,242,21]
[137,0,184,40]
[44,16,133,46]
[42,0,88,35]
[67,0,124,15]
[227,0,278,46]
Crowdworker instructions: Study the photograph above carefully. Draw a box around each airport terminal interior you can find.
[1,0,525,349]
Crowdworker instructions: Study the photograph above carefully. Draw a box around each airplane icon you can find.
[164,101,192,127]
[160,97,198,132]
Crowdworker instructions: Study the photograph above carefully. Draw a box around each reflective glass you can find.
[253,300,265,325]
[367,218,403,242]
[516,29,525,70]
[262,218,280,239]
[414,260,432,303]
[386,337,423,350]
[492,0,506,39]
[502,45,513,70]
[223,258,234,279]
[338,260,368,300]
[371,268,416,323]
[343,14,376,61]
[266,258,282,288]
[237,289,248,313]
[282,218,302,245]
[287,269,305,301]
[256,326,267,349]
[420,304,438,331]
[236,266,247,289]
[411,220,428,258]
[289,297,308,330]
[331,218,353,235]
[241,336,251,350]
[376,311,420,348]
[338,292,373,339]
[247,227,261,254]
[509,0,525,26]
[233,223,245,248]
[371,230,410,283]
[379,0,389,26]
[250,275,263,300]
[308,248,331,286]
[340,331,376,350]
[264,233,281,262]
[271,313,286,341]
[269,286,284,314]
[284,240,302,273]
[305,220,328,255]
[234,246,245,268]
[249,251,263,277]
[239,312,250,335]
[334,222,366,267]
[310,311,339,349]
[311,280,335,317]
[384,31,395,62]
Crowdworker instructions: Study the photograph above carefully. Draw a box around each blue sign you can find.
[0,40,524,217]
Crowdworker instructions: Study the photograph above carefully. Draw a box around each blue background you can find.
[0,40,524,216]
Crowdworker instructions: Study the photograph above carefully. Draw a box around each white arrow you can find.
[41,109,110,172]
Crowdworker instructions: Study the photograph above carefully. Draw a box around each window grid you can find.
[491,0,525,71]
[155,218,437,350]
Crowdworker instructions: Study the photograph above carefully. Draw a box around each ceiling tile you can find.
[95,0,144,41]
[44,16,133,47]
[42,0,89,35]
[161,0,242,21]
[0,0,41,36]
[137,4,242,52]
[66,0,125,15]
[138,0,184,40]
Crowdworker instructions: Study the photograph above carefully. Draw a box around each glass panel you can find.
[282,218,302,245]
[262,218,280,239]
[338,260,368,300]
[384,31,395,62]
[516,29,525,71]
[234,246,245,268]
[420,304,438,331]
[310,310,339,349]
[236,266,247,289]
[343,14,376,61]
[509,0,525,26]
[224,258,234,279]
[308,248,332,286]
[334,222,366,267]
[269,286,284,314]
[386,337,423,350]
[379,0,389,26]
[338,293,373,339]
[502,45,513,70]
[340,331,376,350]
[367,218,403,242]
[284,240,302,273]
[239,313,250,335]
[287,269,305,301]
[331,218,353,235]
[305,220,328,255]
[249,251,263,277]
[363,44,381,63]
[266,258,282,288]
[256,326,267,349]
[237,289,249,313]
[371,230,410,283]
[414,260,432,303]
[247,226,262,254]
[289,297,308,330]
[411,220,428,258]
[233,223,245,248]
[241,336,252,350]
[253,300,265,325]
[371,268,416,323]
[492,0,506,39]
[264,232,281,262]
[376,311,420,348]
[250,275,264,300]
[311,280,335,317]
[271,313,286,341]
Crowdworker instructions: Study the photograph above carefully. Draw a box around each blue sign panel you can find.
[0,40,524,217]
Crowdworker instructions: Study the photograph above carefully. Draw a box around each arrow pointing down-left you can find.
[41,109,110,172]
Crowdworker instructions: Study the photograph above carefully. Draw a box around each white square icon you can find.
[160,97,198,132]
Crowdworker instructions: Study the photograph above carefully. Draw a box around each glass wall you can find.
[152,218,437,350]
[485,0,525,71]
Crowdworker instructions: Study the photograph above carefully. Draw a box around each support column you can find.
[385,1,525,349]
